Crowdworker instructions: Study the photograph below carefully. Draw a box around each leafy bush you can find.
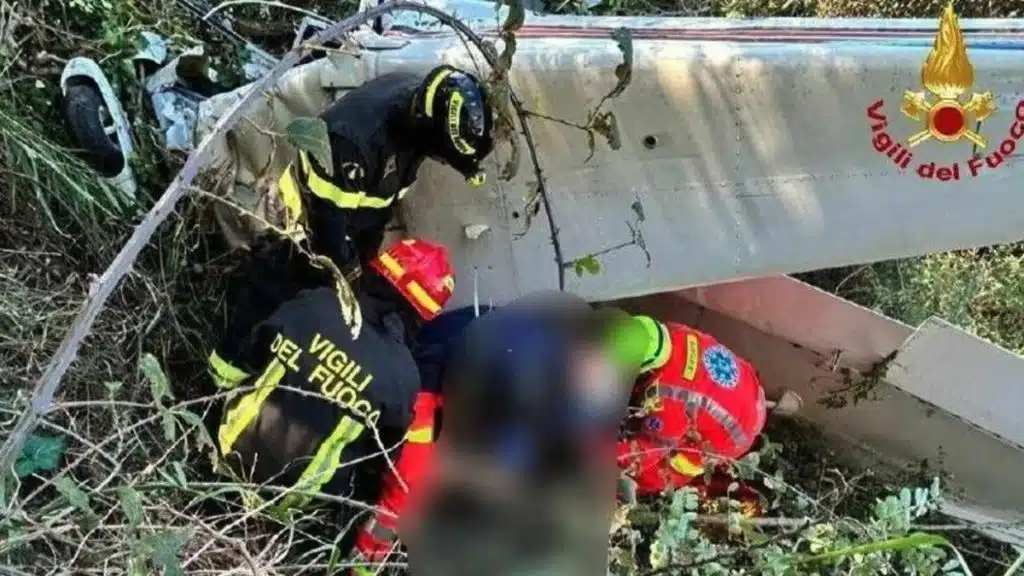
[803,246,1024,354]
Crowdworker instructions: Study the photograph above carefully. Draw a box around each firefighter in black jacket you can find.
[220,65,493,367]
[277,64,494,272]
[208,238,456,513]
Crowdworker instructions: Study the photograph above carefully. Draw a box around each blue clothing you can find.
[439,294,600,474]
[412,294,627,475]
[412,305,493,394]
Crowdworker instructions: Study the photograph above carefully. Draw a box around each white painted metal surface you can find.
[885,317,1024,450]
[681,275,913,370]
[380,2,1024,308]
[615,276,1024,544]
[198,3,1024,308]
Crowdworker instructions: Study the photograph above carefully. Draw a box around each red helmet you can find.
[369,238,455,321]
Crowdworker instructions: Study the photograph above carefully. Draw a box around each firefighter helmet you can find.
[369,238,455,321]
[415,65,494,182]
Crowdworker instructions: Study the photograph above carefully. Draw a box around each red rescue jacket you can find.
[616,320,767,496]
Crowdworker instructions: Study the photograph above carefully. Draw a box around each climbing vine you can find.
[566,198,650,278]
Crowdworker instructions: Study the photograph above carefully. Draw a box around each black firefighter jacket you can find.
[209,286,420,508]
[215,71,429,371]
[278,70,428,271]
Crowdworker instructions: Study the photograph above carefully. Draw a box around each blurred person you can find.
[205,238,455,525]
[350,293,647,576]
[348,307,771,574]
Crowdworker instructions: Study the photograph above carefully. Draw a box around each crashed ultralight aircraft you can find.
[190,0,1024,544]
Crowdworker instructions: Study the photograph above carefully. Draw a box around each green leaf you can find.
[326,544,343,574]
[142,530,189,576]
[618,475,638,506]
[286,117,333,177]
[119,487,145,529]
[797,532,950,565]
[172,462,188,488]
[128,556,148,576]
[608,28,634,100]
[174,409,216,452]
[55,475,96,522]
[14,433,66,478]
[591,111,622,152]
[942,559,961,571]
[140,353,172,403]
[2,527,28,554]
[161,411,177,442]
[574,255,601,276]
[572,255,601,277]
[105,380,123,397]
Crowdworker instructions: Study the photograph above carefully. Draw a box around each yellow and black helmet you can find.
[415,65,494,185]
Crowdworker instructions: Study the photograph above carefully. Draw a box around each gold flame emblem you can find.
[900,3,996,147]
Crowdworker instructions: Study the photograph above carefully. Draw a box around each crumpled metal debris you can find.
[133,31,169,67]
[241,46,276,81]
[142,44,218,152]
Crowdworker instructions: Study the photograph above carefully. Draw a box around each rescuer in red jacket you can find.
[616,316,768,496]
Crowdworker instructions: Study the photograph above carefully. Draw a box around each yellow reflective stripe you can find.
[423,69,455,118]
[208,350,249,390]
[447,92,476,156]
[682,334,700,381]
[406,280,441,315]
[636,316,671,372]
[277,163,305,230]
[217,359,286,455]
[299,152,393,210]
[406,425,433,444]
[669,453,704,477]
[279,416,366,510]
[397,186,411,199]
[377,252,406,279]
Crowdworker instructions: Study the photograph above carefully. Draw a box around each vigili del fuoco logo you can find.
[866,3,1024,181]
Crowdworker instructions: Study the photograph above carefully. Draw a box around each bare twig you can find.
[511,88,566,289]
[203,0,325,22]
[1004,549,1024,576]
[694,514,813,529]
[0,0,497,481]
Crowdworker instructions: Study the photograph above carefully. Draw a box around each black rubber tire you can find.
[60,81,125,178]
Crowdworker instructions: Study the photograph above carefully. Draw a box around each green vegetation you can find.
[802,249,1024,354]
[1,0,1023,574]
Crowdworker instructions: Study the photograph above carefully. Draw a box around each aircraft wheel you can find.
[61,80,125,178]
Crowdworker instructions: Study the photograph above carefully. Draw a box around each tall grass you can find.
[0,105,136,252]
